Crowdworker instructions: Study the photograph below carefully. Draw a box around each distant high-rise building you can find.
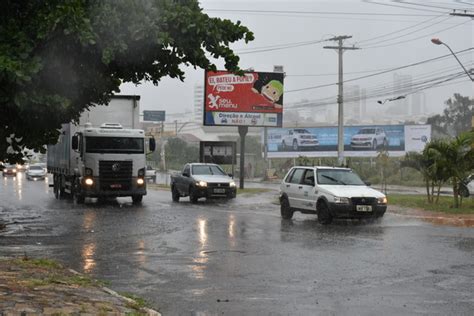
[388,73,413,116]
[194,84,204,124]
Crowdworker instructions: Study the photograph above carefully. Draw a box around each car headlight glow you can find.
[84,178,94,186]
[378,197,388,204]
[196,181,207,187]
[334,196,350,204]
[137,178,144,185]
[12,169,17,173]
[229,181,236,187]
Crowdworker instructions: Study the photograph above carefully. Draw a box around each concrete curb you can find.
[68,268,161,316]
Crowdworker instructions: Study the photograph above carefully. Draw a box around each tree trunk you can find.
[426,180,432,203]
[435,182,442,204]
[452,180,459,208]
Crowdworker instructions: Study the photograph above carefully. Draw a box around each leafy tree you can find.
[426,131,474,208]
[426,93,473,138]
[165,137,198,170]
[0,0,253,163]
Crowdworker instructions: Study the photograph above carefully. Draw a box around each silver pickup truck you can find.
[170,163,237,203]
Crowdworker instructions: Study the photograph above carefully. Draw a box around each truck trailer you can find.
[47,95,155,204]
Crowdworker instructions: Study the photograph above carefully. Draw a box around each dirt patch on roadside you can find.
[0,257,158,315]
[388,205,474,227]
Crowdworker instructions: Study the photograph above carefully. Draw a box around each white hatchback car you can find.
[280,166,387,224]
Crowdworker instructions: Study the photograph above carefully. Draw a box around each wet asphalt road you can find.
[1,173,473,315]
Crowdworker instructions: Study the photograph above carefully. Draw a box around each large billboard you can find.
[264,125,431,158]
[203,70,284,127]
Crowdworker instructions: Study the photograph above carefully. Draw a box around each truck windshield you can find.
[192,165,227,176]
[317,169,365,185]
[85,137,144,154]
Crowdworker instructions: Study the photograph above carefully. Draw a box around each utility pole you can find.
[323,35,359,166]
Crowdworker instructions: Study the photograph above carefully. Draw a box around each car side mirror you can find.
[183,172,189,177]
[71,135,79,151]
[228,173,233,178]
[365,181,371,186]
[149,138,156,152]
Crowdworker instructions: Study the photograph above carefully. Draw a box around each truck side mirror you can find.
[72,135,79,151]
[149,138,156,152]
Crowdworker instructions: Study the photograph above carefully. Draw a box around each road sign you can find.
[143,110,165,122]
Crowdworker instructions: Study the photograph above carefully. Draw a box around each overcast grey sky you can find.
[120,0,473,119]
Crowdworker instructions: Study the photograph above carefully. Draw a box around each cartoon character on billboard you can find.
[252,79,284,108]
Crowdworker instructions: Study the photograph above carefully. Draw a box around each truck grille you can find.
[99,160,133,191]
[351,197,376,205]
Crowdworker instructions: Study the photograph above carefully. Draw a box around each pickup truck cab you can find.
[170,163,237,203]
[279,166,387,224]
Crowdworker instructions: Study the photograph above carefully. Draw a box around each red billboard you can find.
[204,70,284,127]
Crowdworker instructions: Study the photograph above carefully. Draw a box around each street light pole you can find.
[431,38,474,82]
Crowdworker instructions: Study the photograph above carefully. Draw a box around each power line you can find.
[362,0,448,13]
[358,15,453,46]
[236,38,330,54]
[362,19,471,49]
[204,8,441,17]
[285,47,474,93]
[395,0,473,11]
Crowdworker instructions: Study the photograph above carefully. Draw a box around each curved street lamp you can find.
[431,38,474,82]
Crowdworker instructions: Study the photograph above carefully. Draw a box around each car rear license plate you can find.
[214,188,226,193]
[356,205,372,212]
[110,184,122,189]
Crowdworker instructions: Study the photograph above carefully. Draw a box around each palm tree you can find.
[427,131,474,208]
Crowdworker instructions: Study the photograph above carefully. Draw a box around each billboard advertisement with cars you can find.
[265,125,431,158]
[203,70,284,127]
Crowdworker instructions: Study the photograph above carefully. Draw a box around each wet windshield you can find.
[192,165,226,176]
[85,137,144,154]
[358,129,376,134]
[317,169,365,185]
[29,166,43,170]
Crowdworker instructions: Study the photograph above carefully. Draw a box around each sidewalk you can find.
[0,257,160,315]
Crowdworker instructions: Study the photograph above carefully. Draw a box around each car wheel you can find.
[171,186,180,202]
[317,201,333,225]
[292,139,298,151]
[189,187,199,204]
[132,195,143,204]
[280,198,294,220]
[372,139,378,150]
[459,183,470,198]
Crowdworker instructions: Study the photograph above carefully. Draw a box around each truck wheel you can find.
[189,187,199,204]
[171,186,180,202]
[280,198,294,220]
[132,195,143,204]
[292,139,298,151]
[317,201,333,225]
[72,180,85,204]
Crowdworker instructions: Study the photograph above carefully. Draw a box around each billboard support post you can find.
[238,126,248,189]
[263,127,268,179]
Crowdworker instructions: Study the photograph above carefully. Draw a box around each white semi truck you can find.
[47,95,155,204]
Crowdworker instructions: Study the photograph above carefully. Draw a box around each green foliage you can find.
[0,0,254,163]
[165,137,198,170]
[426,93,473,138]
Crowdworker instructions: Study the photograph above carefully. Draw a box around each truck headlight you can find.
[137,178,144,185]
[229,181,236,187]
[377,197,387,204]
[84,178,94,186]
[334,196,350,204]
[196,181,207,187]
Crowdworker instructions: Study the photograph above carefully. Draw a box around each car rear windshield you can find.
[192,165,226,176]
[317,169,365,185]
